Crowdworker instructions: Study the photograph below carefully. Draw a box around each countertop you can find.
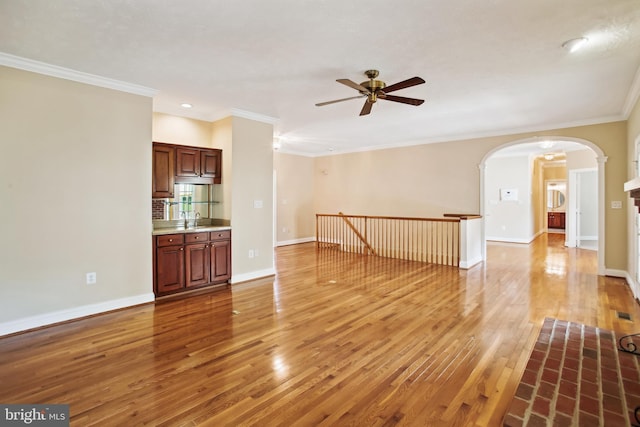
[152,225,231,236]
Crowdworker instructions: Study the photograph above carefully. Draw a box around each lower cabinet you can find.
[154,230,231,296]
[548,212,566,229]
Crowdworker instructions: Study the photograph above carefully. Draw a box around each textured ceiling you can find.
[1,0,639,156]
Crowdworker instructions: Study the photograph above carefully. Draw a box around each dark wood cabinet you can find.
[153,143,223,193]
[152,144,175,198]
[210,232,231,282]
[548,212,566,229]
[200,150,220,182]
[154,230,231,297]
[175,147,221,184]
[185,232,210,288]
[155,234,185,294]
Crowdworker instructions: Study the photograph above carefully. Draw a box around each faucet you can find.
[194,212,201,228]
[180,211,188,228]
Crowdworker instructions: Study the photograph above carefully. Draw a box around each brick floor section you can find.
[503,318,640,427]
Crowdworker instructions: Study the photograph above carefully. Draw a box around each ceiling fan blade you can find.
[337,79,370,94]
[315,95,366,107]
[359,100,374,116]
[379,94,424,106]
[381,77,425,94]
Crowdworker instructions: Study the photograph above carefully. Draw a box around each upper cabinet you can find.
[152,143,222,198]
[176,147,221,184]
[152,144,175,198]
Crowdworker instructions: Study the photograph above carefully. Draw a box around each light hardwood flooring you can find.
[1,233,639,426]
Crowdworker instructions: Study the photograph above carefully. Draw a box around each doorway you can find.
[546,180,566,234]
[567,168,598,250]
[480,136,606,275]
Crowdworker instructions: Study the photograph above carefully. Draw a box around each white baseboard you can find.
[276,237,315,247]
[485,236,533,244]
[605,268,628,278]
[0,293,155,337]
[231,268,276,284]
[460,257,483,269]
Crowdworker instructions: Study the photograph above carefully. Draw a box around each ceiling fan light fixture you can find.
[539,140,555,149]
[562,37,589,53]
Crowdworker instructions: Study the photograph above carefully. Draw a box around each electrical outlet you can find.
[248,250,254,258]
[86,272,97,285]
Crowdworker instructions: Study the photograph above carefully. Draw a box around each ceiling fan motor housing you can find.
[360,70,386,102]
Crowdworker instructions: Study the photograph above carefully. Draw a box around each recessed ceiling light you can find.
[180,103,193,108]
[544,153,555,160]
[562,37,589,53]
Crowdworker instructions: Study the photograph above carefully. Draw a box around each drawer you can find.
[185,232,209,244]
[156,234,184,247]
[210,230,231,240]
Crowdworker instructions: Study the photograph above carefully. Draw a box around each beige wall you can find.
[0,66,153,330]
[211,117,233,220]
[274,152,315,244]
[230,116,275,280]
[152,112,212,147]
[533,158,544,234]
[314,140,485,218]
[543,165,567,182]
[312,121,628,270]
[566,149,597,170]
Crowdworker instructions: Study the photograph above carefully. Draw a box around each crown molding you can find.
[303,114,626,158]
[623,64,640,119]
[230,108,279,124]
[0,52,157,97]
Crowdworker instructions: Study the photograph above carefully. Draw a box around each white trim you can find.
[283,116,625,158]
[230,268,276,284]
[459,257,483,269]
[230,108,279,124]
[0,293,155,337]
[276,237,316,247]
[624,271,640,300]
[596,157,607,275]
[0,52,157,97]
[604,268,627,278]
[485,236,535,244]
[623,64,640,119]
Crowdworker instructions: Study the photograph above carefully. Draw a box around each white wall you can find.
[0,66,153,334]
[485,155,534,243]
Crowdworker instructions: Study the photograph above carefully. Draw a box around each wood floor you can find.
[1,233,639,426]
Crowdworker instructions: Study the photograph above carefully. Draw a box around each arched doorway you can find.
[479,136,606,275]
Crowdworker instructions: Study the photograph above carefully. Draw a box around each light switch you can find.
[611,201,622,209]
[253,200,263,209]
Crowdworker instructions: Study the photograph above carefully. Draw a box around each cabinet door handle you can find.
[179,247,184,251]
[195,236,199,239]
[168,239,173,242]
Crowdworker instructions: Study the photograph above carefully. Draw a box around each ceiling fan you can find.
[315,69,425,116]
